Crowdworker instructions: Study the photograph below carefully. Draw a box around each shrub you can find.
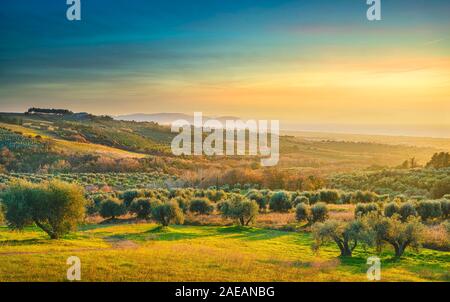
[100,198,127,219]
[129,198,154,219]
[355,203,379,217]
[295,203,310,222]
[219,195,259,226]
[269,191,292,212]
[363,214,424,257]
[398,202,418,222]
[310,202,328,223]
[416,200,442,221]
[246,190,268,211]
[152,200,184,227]
[312,220,365,257]
[189,198,214,215]
[2,180,86,239]
[384,202,400,218]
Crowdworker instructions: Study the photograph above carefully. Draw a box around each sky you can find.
[0,0,449,137]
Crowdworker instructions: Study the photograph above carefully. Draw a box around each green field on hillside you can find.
[0,224,448,282]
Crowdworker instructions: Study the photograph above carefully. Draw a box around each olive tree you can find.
[310,202,328,223]
[129,198,155,219]
[295,202,328,224]
[152,200,184,227]
[295,203,310,223]
[384,202,400,218]
[121,190,142,207]
[218,195,259,226]
[312,220,365,257]
[2,180,86,239]
[269,191,292,212]
[246,190,268,212]
[355,203,379,217]
[189,198,214,215]
[363,213,424,258]
[398,202,418,222]
[100,198,127,219]
[416,200,442,222]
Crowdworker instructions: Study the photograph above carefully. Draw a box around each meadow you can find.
[0,223,448,282]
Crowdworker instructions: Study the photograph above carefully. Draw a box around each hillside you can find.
[0,111,448,177]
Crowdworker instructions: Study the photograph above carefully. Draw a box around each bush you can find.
[384,202,400,218]
[129,198,154,219]
[416,200,442,221]
[1,180,86,239]
[398,202,418,222]
[312,220,365,257]
[246,190,268,211]
[100,198,127,219]
[310,202,328,223]
[152,200,184,226]
[295,203,310,222]
[269,191,292,212]
[189,198,214,215]
[218,195,259,226]
[355,203,379,217]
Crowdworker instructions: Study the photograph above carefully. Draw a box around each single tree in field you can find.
[218,194,259,226]
[152,200,184,227]
[312,220,365,257]
[2,180,86,239]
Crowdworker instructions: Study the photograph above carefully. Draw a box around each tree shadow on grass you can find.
[0,238,46,247]
[214,226,290,241]
[104,225,213,242]
[101,225,291,243]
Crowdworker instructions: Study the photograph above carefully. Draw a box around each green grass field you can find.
[0,223,448,282]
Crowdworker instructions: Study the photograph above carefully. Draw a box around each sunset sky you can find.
[0,0,449,136]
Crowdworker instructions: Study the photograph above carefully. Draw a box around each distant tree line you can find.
[26,108,74,115]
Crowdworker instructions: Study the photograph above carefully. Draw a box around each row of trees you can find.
[355,199,449,222]
[311,214,424,258]
[97,193,260,227]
